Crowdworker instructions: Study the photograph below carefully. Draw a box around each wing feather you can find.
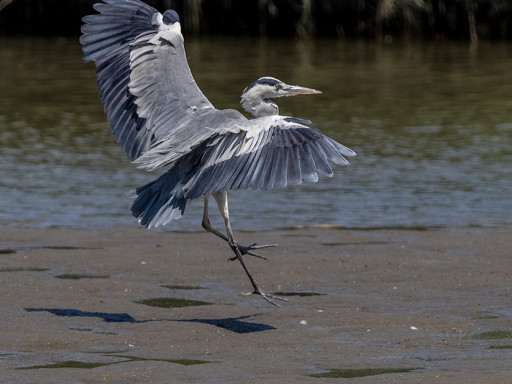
[252,140,273,189]
[266,145,282,189]
[81,0,156,62]
[300,143,319,183]
[232,145,261,190]
[310,140,333,176]
[287,146,302,185]
[81,0,224,162]
[222,138,255,188]
[182,117,355,199]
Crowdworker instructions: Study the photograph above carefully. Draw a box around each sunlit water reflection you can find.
[1,37,511,230]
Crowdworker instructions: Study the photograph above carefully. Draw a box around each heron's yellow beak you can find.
[282,85,322,96]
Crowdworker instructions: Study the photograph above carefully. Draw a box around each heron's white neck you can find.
[241,94,279,118]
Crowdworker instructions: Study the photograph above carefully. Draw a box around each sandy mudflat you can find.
[0,226,511,383]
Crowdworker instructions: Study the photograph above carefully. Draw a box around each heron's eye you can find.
[275,83,284,90]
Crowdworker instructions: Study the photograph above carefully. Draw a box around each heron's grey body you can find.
[81,0,355,305]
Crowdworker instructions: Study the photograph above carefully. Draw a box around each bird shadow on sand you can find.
[25,308,275,334]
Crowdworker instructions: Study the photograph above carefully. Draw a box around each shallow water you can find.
[1,37,511,230]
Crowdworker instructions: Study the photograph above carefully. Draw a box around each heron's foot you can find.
[229,242,278,261]
[241,289,289,307]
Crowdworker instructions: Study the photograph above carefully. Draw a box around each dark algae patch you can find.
[162,284,205,290]
[169,359,210,366]
[16,355,211,370]
[135,297,211,308]
[108,355,211,366]
[0,267,50,272]
[16,361,117,370]
[54,274,109,279]
[1,246,97,254]
[309,367,421,378]
[472,331,512,340]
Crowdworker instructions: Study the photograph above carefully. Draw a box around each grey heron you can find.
[80,0,355,306]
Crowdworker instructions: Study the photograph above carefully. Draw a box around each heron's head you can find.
[241,77,321,118]
[243,77,321,100]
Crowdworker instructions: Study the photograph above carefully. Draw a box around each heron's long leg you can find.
[202,196,276,259]
[212,191,287,307]
[202,196,230,242]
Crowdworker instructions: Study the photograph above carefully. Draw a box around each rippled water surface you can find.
[1,37,511,230]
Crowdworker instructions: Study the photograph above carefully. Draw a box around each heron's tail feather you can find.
[129,170,186,229]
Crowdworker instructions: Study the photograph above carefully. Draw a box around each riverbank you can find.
[0,226,511,382]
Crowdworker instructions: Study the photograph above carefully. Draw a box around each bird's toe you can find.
[241,289,289,307]
[237,242,278,259]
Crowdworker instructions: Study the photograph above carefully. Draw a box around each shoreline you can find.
[3,220,511,233]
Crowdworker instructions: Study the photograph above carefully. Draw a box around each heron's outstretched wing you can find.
[80,0,215,160]
[182,116,356,200]
[130,116,355,228]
